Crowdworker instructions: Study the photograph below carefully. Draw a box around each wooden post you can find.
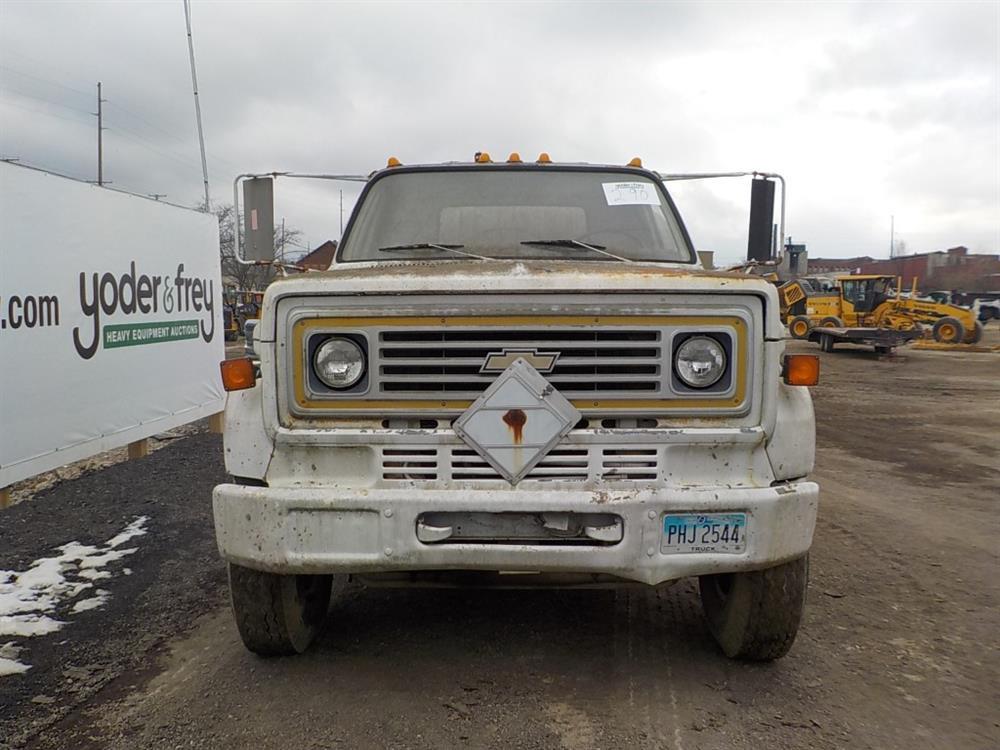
[127,439,149,460]
[0,487,12,509]
[209,412,224,434]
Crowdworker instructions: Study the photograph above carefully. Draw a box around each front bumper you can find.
[213,482,817,585]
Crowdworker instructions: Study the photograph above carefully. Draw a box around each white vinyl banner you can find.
[0,162,225,487]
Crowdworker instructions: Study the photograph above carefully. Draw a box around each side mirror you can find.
[242,177,275,261]
[747,177,775,262]
[244,319,259,359]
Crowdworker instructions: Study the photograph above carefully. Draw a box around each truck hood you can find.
[264,259,783,338]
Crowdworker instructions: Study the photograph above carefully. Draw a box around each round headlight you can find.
[313,337,365,389]
[675,336,726,389]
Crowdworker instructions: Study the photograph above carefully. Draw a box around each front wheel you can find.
[699,555,808,661]
[966,321,984,344]
[819,316,843,328]
[228,564,332,656]
[788,316,812,340]
[932,316,965,344]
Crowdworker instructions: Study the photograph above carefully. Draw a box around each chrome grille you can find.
[379,446,663,483]
[377,328,661,397]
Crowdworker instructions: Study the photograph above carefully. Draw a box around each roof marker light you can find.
[474,151,492,163]
[537,152,552,164]
[507,152,522,163]
[628,157,643,167]
[386,156,402,167]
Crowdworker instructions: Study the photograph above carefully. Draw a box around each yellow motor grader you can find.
[780,275,983,344]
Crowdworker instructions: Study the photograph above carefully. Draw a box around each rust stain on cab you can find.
[502,409,527,444]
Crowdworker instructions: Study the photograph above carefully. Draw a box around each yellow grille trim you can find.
[291,315,747,411]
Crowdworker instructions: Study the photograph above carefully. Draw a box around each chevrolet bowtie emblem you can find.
[480,349,559,374]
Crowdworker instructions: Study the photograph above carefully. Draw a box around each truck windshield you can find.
[338,168,695,263]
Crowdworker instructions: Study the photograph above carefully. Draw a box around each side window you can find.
[841,281,858,305]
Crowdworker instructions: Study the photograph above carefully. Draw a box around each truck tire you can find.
[699,555,808,661]
[966,321,984,344]
[228,563,332,656]
[788,316,812,340]
[819,316,843,328]
[932,317,965,344]
[819,333,836,352]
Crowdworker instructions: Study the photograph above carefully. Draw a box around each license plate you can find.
[661,513,747,554]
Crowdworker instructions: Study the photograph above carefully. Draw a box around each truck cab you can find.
[214,156,819,661]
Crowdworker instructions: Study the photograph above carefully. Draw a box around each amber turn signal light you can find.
[782,354,819,386]
[221,358,256,392]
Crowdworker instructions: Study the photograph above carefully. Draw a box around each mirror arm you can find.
[231,172,369,266]
[657,170,786,262]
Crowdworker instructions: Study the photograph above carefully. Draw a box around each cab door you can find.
[838,280,860,326]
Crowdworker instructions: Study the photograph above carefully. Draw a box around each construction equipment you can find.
[806,326,921,354]
[223,306,239,342]
[780,275,983,344]
[222,289,265,340]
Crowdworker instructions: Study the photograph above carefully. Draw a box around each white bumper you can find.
[213,481,817,585]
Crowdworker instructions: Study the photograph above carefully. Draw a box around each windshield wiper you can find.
[520,239,633,263]
[378,243,495,261]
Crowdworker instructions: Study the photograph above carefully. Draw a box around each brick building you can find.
[857,247,1000,292]
[806,256,875,275]
[807,247,1000,292]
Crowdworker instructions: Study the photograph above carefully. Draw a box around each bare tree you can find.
[198,201,304,290]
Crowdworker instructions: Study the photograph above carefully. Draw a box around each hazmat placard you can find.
[0,162,225,487]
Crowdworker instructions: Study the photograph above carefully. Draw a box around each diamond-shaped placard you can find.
[453,358,581,485]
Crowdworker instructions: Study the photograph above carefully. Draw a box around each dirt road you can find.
[2,334,998,750]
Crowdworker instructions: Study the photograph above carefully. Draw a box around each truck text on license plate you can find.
[661,513,748,554]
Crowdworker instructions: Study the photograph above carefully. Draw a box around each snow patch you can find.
[0,516,149,678]
[0,614,64,638]
[0,642,30,676]
[70,590,110,614]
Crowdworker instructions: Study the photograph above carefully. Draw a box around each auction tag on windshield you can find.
[602,182,660,206]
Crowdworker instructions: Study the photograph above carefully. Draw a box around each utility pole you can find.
[889,215,895,258]
[340,190,344,236]
[96,82,106,186]
[280,218,286,262]
[183,0,211,208]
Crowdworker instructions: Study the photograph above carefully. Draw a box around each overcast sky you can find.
[1,0,997,265]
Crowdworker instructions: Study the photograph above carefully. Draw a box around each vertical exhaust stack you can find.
[747,177,776,263]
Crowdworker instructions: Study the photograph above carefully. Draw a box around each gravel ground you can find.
[0,433,229,749]
[1,332,998,750]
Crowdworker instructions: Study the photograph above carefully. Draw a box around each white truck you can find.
[214,155,819,661]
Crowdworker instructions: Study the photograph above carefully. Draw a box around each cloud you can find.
[1,0,996,259]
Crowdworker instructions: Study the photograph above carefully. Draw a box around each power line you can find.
[1,92,204,178]
[3,62,241,168]
[2,61,242,177]
[0,64,93,101]
[104,101,191,146]
[0,82,94,119]
[0,96,93,126]
[106,125,205,173]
